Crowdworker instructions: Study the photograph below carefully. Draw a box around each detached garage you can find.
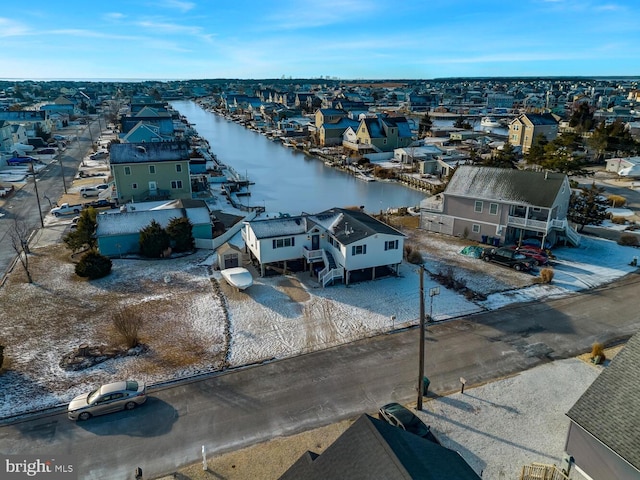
[217,242,244,270]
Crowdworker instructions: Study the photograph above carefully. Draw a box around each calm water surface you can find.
[171,101,426,215]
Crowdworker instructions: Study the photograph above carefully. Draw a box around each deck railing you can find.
[303,247,324,263]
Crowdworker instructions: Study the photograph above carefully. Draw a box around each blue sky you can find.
[1,0,639,80]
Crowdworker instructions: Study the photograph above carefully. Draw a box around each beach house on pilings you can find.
[242,208,405,286]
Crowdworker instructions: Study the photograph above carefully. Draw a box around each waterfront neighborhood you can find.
[1,76,640,480]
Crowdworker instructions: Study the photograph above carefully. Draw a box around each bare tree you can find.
[112,306,143,348]
[9,219,33,283]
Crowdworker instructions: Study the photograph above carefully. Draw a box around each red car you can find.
[507,245,549,266]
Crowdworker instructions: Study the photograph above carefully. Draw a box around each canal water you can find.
[171,101,426,216]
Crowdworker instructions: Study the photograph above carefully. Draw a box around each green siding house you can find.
[110,141,192,203]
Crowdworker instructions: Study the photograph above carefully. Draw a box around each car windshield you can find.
[389,407,414,425]
[126,381,139,391]
[87,388,101,404]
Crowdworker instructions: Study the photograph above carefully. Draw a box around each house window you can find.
[385,240,398,250]
[149,165,156,174]
[171,180,183,189]
[352,244,367,256]
[272,237,295,249]
[124,166,131,175]
[472,224,481,233]
[489,203,498,215]
[474,201,483,213]
[176,164,182,173]
[131,183,138,189]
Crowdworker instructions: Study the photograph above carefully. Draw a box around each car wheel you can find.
[483,256,491,262]
[82,194,87,198]
[514,264,522,271]
[54,212,60,217]
[125,401,137,411]
[78,412,92,421]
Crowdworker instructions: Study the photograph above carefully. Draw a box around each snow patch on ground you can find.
[0,233,637,420]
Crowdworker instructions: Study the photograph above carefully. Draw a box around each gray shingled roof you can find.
[445,166,566,208]
[96,206,209,236]
[309,208,405,246]
[248,208,404,245]
[567,333,640,470]
[279,414,480,480]
[248,215,309,239]
[109,141,190,164]
[523,113,558,125]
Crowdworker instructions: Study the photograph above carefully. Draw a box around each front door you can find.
[148,181,157,194]
[312,234,320,250]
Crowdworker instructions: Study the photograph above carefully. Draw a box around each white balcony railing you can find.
[507,215,548,231]
[303,247,324,263]
[421,200,444,212]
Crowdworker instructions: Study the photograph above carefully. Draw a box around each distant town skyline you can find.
[2,0,639,81]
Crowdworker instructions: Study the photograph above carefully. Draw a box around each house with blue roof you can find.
[122,122,171,143]
[344,113,413,154]
[120,106,175,138]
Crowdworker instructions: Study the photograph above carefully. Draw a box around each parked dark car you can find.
[37,148,56,155]
[84,199,116,209]
[481,247,533,271]
[378,402,440,444]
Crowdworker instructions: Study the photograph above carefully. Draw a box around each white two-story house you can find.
[242,208,405,286]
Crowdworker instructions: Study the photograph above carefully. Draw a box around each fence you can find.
[519,463,569,480]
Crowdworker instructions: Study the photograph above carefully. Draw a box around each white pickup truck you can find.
[51,202,82,217]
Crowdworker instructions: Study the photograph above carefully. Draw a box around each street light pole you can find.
[417,265,425,410]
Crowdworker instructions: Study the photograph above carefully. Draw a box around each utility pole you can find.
[417,265,425,410]
[59,154,67,194]
[30,163,44,228]
[87,119,94,146]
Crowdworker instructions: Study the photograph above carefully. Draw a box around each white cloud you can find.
[158,0,196,12]
[0,17,31,37]
[264,0,378,30]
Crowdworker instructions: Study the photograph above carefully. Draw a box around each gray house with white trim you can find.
[565,333,640,480]
[420,166,580,247]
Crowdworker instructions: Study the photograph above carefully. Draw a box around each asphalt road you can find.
[0,119,101,281]
[1,273,639,479]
